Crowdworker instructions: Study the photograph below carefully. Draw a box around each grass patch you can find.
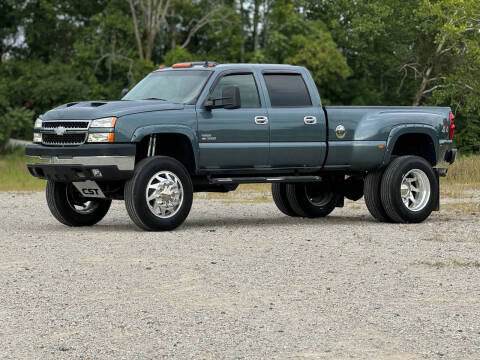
[441,155,480,186]
[194,183,272,202]
[0,148,46,191]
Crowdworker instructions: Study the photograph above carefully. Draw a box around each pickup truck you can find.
[26,62,457,231]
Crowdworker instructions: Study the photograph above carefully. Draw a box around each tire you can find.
[271,183,299,217]
[343,176,364,201]
[380,155,438,223]
[364,170,392,222]
[124,156,193,231]
[46,180,111,227]
[285,182,337,218]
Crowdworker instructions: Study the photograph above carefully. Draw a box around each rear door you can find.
[260,70,326,168]
[197,70,269,170]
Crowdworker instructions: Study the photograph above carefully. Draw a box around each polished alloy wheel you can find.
[65,185,99,214]
[400,169,430,212]
[145,171,184,218]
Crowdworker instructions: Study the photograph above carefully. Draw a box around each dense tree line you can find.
[1,0,479,152]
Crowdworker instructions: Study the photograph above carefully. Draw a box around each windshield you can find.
[123,70,211,104]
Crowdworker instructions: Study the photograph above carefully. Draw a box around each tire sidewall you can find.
[272,183,299,217]
[130,157,193,230]
[387,157,437,223]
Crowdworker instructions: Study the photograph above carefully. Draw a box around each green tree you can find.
[264,1,350,102]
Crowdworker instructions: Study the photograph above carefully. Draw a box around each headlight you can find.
[34,118,42,129]
[33,133,42,143]
[90,117,117,128]
[87,133,114,143]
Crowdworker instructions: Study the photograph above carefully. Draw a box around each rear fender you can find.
[382,124,439,167]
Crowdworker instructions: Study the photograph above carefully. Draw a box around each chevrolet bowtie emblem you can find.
[55,126,67,136]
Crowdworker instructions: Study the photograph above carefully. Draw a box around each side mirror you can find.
[222,86,241,109]
[204,86,241,109]
[120,88,129,98]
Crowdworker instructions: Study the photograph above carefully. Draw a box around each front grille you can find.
[43,121,89,129]
[40,120,90,146]
[42,133,87,145]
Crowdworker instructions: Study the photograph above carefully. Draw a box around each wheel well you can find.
[391,133,436,166]
[136,133,196,173]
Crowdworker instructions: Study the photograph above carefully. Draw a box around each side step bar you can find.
[209,175,322,184]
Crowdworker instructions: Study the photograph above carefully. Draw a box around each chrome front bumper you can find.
[47,155,134,171]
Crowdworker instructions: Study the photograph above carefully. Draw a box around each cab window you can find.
[210,73,261,108]
[263,73,312,107]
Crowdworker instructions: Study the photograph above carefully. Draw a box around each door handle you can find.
[304,116,317,125]
[254,116,269,125]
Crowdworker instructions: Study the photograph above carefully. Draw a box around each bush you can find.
[0,107,35,151]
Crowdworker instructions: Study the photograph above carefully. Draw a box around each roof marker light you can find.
[172,62,192,68]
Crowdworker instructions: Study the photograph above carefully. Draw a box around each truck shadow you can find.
[181,214,373,229]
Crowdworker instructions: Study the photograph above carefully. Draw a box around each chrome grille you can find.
[42,133,87,145]
[43,121,89,129]
[41,120,90,146]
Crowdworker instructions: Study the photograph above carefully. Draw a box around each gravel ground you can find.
[1,191,479,360]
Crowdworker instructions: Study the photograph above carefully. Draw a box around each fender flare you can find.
[131,125,199,171]
[382,124,439,167]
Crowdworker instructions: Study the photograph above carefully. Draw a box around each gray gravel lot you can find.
[1,191,479,359]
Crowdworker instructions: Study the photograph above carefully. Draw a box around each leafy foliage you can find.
[0,107,34,150]
[0,0,479,151]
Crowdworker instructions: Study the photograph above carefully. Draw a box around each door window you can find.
[263,73,312,107]
[210,73,261,108]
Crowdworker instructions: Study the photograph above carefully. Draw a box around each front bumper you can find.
[26,144,136,182]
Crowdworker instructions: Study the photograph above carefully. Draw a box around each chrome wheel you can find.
[146,171,184,218]
[65,185,100,214]
[400,169,430,212]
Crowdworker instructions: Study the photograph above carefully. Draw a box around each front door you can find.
[197,71,269,170]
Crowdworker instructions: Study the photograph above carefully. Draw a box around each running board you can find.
[209,175,322,184]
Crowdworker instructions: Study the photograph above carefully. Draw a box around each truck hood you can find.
[42,100,184,120]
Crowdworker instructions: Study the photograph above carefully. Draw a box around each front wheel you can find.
[124,156,193,231]
[380,155,438,223]
[46,180,111,226]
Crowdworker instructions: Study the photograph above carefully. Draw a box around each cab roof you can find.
[153,62,305,73]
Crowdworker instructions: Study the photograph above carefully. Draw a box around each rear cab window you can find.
[263,73,312,107]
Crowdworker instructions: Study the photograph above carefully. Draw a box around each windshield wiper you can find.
[142,97,168,101]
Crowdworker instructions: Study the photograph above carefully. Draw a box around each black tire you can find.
[380,155,438,223]
[364,170,392,222]
[271,183,299,217]
[46,180,111,227]
[285,182,337,218]
[124,156,193,231]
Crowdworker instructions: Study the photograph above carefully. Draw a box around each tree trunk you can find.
[412,66,432,106]
[262,0,270,48]
[145,30,154,61]
[128,0,144,60]
[252,0,260,52]
[239,0,245,62]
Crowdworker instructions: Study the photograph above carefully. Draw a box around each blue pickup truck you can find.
[26,62,457,231]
